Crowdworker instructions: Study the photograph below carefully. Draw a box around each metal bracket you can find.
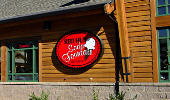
[121,56,131,83]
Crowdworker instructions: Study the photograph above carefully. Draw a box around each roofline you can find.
[0,2,109,24]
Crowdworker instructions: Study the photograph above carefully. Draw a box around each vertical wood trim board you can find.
[1,43,7,82]
[39,41,43,82]
[115,0,132,82]
[150,0,159,82]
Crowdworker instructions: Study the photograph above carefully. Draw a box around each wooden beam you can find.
[39,41,43,82]
[150,0,159,82]
[115,0,132,82]
[156,15,170,27]
[104,2,115,14]
[1,42,7,82]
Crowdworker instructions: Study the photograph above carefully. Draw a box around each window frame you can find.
[7,41,38,82]
[156,0,170,16]
[157,28,170,82]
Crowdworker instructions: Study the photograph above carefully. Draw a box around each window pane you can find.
[160,39,168,70]
[168,6,170,14]
[158,7,166,15]
[160,72,169,80]
[158,0,166,5]
[168,0,170,4]
[15,50,33,73]
[7,41,38,82]
[15,75,33,80]
[159,29,167,37]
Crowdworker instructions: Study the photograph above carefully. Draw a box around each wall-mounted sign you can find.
[55,30,103,69]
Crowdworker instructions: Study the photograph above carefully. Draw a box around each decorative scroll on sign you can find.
[55,30,103,69]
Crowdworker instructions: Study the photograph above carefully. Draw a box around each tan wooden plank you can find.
[104,44,115,49]
[97,59,116,64]
[42,48,53,53]
[126,11,150,18]
[129,36,151,42]
[41,44,56,49]
[130,46,152,52]
[133,78,153,82]
[42,53,115,59]
[132,51,152,57]
[151,0,159,82]
[134,73,153,78]
[42,58,115,64]
[130,41,151,47]
[126,4,150,12]
[104,49,114,54]
[133,57,152,62]
[134,67,153,72]
[128,31,151,37]
[127,20,151,28]
[125,0,149,3]
[133,62,152,68]
[42,73,115,78]
[42,63,115,70]
[102,54,115,59]
[42,77,115,82]
[41,65,57,70]
[42,68,115,74]
[128,26,151,33]
[127,16,150,23]
[42,53,53,57]
[125,0,149,8]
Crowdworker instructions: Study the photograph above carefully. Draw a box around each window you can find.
[156,0,170,16]
[7,41,38,82]
[158,28,170,82]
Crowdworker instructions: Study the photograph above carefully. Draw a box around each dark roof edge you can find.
[0,2,109,24]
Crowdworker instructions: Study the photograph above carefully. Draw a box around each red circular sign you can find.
[55,30,103,68]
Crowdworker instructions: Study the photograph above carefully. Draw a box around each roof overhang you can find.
[0,2,109,25]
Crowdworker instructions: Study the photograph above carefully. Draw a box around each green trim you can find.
[156,0,170,16]
[158,28,170,82]
[7,41,38,82]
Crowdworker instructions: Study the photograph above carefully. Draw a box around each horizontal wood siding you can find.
[40,14,117,82]
[125,0,154,82]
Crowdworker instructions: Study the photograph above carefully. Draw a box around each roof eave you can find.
[0,2,108,24]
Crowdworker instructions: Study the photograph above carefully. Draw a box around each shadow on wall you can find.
[60,0,90,7]
[50,25,122,77]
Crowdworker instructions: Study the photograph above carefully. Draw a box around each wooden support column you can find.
[1,43,7,82]
[115,0,132,82]
[39,41,42,82]
[150,0,159,82]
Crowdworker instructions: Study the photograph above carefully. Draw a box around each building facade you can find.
[0,0,167,83]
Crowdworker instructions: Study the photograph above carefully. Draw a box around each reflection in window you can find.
[157,0,170,16]
[158,0,165,5]
[160,72,169,80]
[158,29,167,37]
[158,7,166,15]
[158,28,170,82]
[159,39,168,70]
